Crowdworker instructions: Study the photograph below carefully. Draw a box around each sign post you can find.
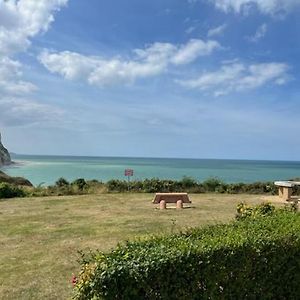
[124,169,134,191]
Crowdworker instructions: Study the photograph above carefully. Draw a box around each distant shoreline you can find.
[2,160,27,168]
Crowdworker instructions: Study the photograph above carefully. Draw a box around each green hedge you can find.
[0,182,26,199]
[73,210,300,299]
[26,178,106,197]
[4,176,299,198]
[107,177,279,195]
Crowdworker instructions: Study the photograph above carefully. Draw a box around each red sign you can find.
[125,169,134,176]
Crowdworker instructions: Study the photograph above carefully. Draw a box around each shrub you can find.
[0,182,26,199]
[284,200,299,213]
[73,210,300,300]
[202,177,224,192]
[226,183,246,194]
[236,202,276,220]
[107,179,128,192]
[55,177,69,187]
[72,178,87,191]
[180,176,197,189]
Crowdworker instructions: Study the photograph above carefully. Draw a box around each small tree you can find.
[202,177,224,192]
[72,178,87,191]
[55,177,69,187]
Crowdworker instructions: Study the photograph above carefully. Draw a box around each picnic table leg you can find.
[176,200,183,209]
[282,187,292,201]
[160,200,166,210]
[278,187,283,198]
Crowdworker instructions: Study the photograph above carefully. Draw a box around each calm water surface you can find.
[2,155,300,186]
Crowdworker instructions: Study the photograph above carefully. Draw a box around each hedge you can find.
[73,209,300,299]
[107,177,280,195]
[0,182,26,199]
[2,176,300,198]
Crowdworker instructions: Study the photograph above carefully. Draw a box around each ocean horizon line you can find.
[10,153,300,164]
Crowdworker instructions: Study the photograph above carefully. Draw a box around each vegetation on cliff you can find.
[0,171,32,187]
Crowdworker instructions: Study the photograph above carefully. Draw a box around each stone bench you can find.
[152,193,191,209]
[274,181,300,201]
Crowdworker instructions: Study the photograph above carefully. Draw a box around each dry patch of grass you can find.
[0,193,284,299]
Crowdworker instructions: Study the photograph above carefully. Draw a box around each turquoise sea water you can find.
[2,155,300,186]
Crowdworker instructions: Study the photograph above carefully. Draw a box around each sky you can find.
[0,0,300,160]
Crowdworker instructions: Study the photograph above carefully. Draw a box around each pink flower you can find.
[71,274,77,286]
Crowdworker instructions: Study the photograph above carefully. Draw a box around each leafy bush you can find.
[0,182,26,199]
[26,179,106,197]
[236,202,276,220]
[72,178,87,191]
[284,200,299,213]
[202,177,224,192]
[180,176,197,189]
[55,177,69,187]
[73,210,300,300]
[107,179,128,192]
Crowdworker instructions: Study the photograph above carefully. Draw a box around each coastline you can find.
[1,160,28,168]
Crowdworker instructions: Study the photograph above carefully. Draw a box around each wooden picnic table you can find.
[153,193,191,209]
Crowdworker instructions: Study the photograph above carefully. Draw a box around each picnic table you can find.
[274,181,300,201]
[152,193,191,209]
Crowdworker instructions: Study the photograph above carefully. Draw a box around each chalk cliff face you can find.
[0,132,11,166]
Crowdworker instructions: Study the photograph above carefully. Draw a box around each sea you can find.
[1,154,300,186]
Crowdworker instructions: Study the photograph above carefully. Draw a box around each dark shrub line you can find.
[1,176,300,199]
[0,182,26,198]
[107,177,279,194]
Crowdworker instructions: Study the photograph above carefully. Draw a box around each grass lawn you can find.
[0,193,285,299]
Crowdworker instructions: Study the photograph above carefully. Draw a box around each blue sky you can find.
[1,0,300,160]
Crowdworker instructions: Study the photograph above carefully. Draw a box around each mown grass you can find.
[0,193,285,299]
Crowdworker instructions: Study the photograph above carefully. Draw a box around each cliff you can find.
[0,132,12,166]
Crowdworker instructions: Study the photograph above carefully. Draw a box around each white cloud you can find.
[171,39,220,65]
[178,61,290,96]
[209,0,300,15]
[0,57,37,95]
[38,50,167,86]
[0,0,68,55]
[207,24,227,37]
[0,0,67,126]
[247,23,267,42]
[0,97,64,127]
[39,39,220,86]
[185,26,196,34]
[133,42,177,64]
